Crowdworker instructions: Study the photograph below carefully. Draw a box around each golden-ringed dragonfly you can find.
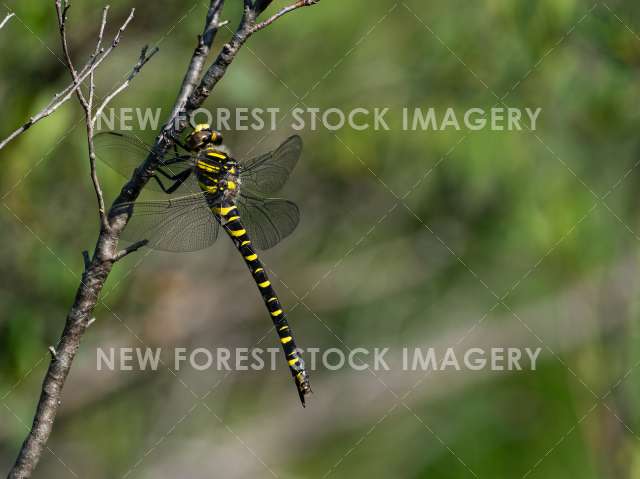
[95,124,311,406]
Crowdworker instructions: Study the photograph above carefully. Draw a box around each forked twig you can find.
[55,0,136,230]
[7,1,321,477]
[0,5,135,151]
[92,45,159,125]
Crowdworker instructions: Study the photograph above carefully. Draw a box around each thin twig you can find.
[82,251,91,271]
[251,0,319,33]
[0,12,14,30]
[0,6,134,151]
[114,240,149,262]
[89,6,110,112]
[55,0,88,110]
[84,7,115,230]
[6,4,141,478]
[55,2,135,230]
[7,1,321,478]
[92,45,159,125]
[168,0,225,121]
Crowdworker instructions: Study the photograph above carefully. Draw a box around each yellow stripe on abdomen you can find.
[214,206,236,216]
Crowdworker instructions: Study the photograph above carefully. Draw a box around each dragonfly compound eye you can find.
[211,130,223,145]
[186,124,214,150]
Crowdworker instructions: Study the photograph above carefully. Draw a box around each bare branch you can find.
[168,0,226,121]
[0,52,117,151]
[182,0,320,129]
[114,239,149,262]
[251,0,319,33]
[0,6,134,151]
[0,83,77,150]
[0,12,14,30]
[55,0,89,110]
[8,1,322,477]
[54,2,136,230]
[92,45,159,125]
[6,4,141,478]
[89,6,110,111]
[83,6,116,231]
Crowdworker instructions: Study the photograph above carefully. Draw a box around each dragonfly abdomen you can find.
[214,203,312,406]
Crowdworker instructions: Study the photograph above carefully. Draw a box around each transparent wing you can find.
[95,132,194,191]
[236,194,300,250]
[239,135,302,195]
[113,192,219,252]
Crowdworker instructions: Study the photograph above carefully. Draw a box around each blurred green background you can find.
[2,0,640,477]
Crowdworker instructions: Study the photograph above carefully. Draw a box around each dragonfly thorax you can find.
[195,147,241,200]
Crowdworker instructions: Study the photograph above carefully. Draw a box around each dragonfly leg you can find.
[152,169,192,194]
[156,166,188,181]
[166,131,190,152]
[157,155,192,170]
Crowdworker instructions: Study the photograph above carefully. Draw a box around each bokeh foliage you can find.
[1,1,640,478]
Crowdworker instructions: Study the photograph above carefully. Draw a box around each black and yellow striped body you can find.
[194,147,240,203]
[215,203,311,404]
[194,146,311,405]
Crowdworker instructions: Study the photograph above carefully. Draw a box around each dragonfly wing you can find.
[113,193,219,252]
[95,132,193,191]
[239,135,302,195]
[236,194,300,250]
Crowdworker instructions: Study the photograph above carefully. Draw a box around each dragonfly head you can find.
[186,124,224,150]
